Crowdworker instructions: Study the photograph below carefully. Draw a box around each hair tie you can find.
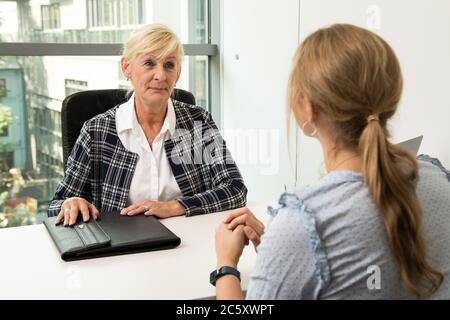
[367,114,379,123]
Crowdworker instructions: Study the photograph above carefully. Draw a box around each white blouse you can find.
[115,93,182,205]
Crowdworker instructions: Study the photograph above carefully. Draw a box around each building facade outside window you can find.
[0,78,6,98]
[119,0,144,27]
[88,0,118,28]
[65,79,88,97]
[0,126,8,137]
[0,78,9,137]
[88,0,144,28]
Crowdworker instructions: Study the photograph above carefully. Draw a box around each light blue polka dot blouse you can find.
[246,156,450,299]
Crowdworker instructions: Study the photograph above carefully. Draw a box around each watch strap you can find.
[210,266,241,286]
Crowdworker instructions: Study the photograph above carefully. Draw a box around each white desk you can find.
[0,203,271,299]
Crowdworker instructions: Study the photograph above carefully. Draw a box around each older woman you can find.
[213,24,450,299]
[48,24,247,225]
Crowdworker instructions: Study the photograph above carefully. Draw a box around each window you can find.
[88,0,144,28]
[0,78,6,98]
[0,126,8,137]
[0,151,13,172]
[192,56,208,107]
[0,0,218,229]
[119,0,144,26]
[88,0,118,28]
[0,79,11,136]
[3,0,210,44]
[191,0,207,43]
[41,4,61,30]
[65,79,88,97]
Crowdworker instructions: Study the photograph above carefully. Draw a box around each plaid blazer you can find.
[48,99,247,217]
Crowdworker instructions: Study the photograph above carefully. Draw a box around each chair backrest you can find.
[61,88,196,168]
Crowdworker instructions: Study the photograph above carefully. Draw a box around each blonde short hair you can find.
[122,24,184,66]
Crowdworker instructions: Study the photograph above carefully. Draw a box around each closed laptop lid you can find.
[398,135,423,155]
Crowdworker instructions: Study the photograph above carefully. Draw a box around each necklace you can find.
[327,154,360,173]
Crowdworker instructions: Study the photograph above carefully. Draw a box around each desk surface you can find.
[0,203,271,299]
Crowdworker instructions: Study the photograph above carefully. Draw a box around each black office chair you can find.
[61,88,196,168]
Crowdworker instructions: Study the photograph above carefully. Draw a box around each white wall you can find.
[295,0,450,187]
[222,0,300,203]
[222,0,450,201]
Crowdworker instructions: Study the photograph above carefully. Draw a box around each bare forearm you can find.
[215,275,244,300]
[215,258,244,300]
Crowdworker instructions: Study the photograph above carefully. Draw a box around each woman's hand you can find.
[55,197,99,226]
[223,207,265,250]
[215,223,246,268]
[120,200,185,218]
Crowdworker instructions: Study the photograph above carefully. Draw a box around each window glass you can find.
[0,54,208,228]
[0,0,208,44]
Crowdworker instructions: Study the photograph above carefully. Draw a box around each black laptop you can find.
[44,211,181,261]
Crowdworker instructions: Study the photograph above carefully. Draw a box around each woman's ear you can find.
[302,95,316,124]
[121,56,131,79]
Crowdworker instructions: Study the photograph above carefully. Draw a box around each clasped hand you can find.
[215,207,265,268]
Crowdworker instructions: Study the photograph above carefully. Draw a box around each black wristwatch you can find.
[210,266,241,286]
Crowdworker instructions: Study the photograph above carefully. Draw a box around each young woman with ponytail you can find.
[213,24,450,299]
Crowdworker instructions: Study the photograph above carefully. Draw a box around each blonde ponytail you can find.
[360,120,443,298]
[289,24,443,298]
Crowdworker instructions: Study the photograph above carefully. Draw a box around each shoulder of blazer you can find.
[172,99,215,130]
[83,107,118,130]
[82,106,119,142]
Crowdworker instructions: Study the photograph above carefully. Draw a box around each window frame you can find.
[41,4,61,31]
[65,79,89,97]
[87,0,147,30]
[0,78,7,98]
